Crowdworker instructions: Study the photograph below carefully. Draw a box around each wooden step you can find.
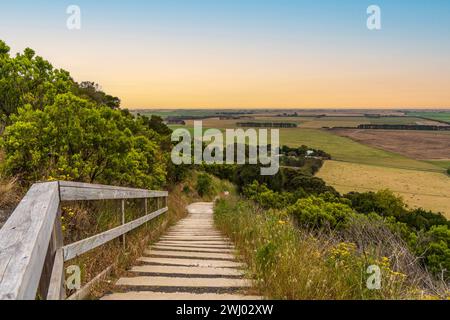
[144,249,235,260]
[116,276,251,288]
[130,265,243,276]
[151,245,234,254]
[102,292,261,300]
[138,257,244,268]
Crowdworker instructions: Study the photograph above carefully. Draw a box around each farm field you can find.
[331,129,450,161]
[317,161,450,218]
[279,128,444,172]
[172,111,449,216]
[186,115,444,129]
[406,111,450,123]
[179,117,446,172]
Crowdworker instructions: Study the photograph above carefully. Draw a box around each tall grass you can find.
[214,197,446,300]
[0,149,22,209]
[0,177,21,209]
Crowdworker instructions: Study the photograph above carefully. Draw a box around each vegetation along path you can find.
[102,202,260,300]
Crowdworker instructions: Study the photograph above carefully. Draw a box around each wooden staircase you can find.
[102,202,260,300]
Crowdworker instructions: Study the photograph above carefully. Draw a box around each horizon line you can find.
[128,107,450,111]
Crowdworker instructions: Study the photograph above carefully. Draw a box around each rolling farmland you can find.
[317,161,450,218]
[164,110,450,216]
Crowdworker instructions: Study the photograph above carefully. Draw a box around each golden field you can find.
[317,161,450,218]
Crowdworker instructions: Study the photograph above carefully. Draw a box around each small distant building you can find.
[166,117,186,125]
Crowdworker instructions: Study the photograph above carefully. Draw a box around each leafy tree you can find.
[1,93,166,188]
[234,164,284,192]
[139,115,172,136]
[283,168,338,195]
[0,40,74,118]
[73,81,121,109]
[0,40,121,122]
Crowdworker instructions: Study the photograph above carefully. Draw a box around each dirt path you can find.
[102,202,260,300]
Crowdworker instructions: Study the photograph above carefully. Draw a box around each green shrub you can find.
[1,93,166,188]
[287,196,355,230]
[196,173,213,197]
[182,185,191,194]
[416,225,450,279]
[243,180,297,209]
[398,208,449,231]
[345,190,407,219]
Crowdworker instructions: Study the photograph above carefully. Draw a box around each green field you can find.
[426,160,450,170]
[406,111,450,123]
[177,121,445,173]
[279,128,444,172]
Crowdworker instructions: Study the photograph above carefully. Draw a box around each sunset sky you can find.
[1,0,450,109]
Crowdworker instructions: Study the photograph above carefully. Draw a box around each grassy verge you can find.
[214,196,446,300]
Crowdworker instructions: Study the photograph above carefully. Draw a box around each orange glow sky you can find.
[1,1,450,109]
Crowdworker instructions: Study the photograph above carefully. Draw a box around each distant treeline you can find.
[357,124,450,131]
[237,122,298,128]
[216,111,254,115]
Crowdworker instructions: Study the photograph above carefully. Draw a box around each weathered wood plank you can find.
[0,182,60,300]
[46,249,65,300]
[59,181,167,201]
[38,206,64,299]
[63,208,168,261]
[121,199,126,249]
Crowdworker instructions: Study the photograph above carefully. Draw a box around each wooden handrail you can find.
[0,181,168,300]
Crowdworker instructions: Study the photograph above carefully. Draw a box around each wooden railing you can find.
[0,181,168,300]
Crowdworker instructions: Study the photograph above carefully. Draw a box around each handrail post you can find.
[38,205,65,300]
[46,206,66,300]
[121,200,126,249]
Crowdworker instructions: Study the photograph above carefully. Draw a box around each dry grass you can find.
[317,161,450,218]
[0,149,21,210]
[0,176,21,209]
[214,197,447,300]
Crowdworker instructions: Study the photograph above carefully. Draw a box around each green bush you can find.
[416,225,450,279]
[287,196,355,230]
[398,208,449,231]
[182,185,191,194]
[196,173,213,197]
[1,93,166,188]
[345,190,407,219]
[243,180,297,209]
